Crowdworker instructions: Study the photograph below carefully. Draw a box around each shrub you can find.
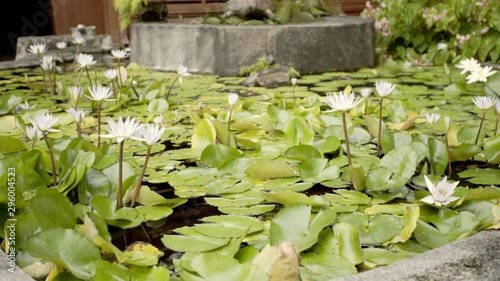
[360,0,500,64]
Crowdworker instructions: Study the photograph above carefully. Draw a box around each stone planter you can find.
[130,15,375,76]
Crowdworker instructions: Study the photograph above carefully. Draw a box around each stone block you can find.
[130,16,375,76]
[15,34,113,61]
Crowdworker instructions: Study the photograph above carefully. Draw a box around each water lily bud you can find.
[228,93,239,106]
[444,116,450,132]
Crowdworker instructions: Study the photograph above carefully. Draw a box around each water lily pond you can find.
[0,59,499,280]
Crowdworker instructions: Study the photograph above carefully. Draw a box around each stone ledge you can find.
[130,15,375,76]
[15,34,112,61]
[0,250,34,281]
[335,230,500,281]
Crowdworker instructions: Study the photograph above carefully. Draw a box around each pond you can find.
[0,58,499,280]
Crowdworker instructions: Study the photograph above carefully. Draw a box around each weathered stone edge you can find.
[334,230,500,281]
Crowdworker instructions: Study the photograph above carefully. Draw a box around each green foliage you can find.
[202,0,343,25]
[112,0,148,31]
[361,0,500,63]
[240,56,280,76]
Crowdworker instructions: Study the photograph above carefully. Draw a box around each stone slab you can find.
[0,250,34,281]
[130,16,375,76]
[15,34,113,61]
[336,230,500,281]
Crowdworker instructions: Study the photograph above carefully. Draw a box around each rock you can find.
[256,71,290,88]
[241,67,290,88]
[241,72,260,87]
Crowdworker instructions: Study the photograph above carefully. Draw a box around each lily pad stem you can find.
[46,68,55,96]
[228,107,234,131]
[116,60,123,88]
[97,102,102,148]
[342,112,353,168]
[165,75,179,101]
[43,134,57,188]
[474,110,486,145]
[494,115,499,137]
[444,132,452,176]
[85,67,94,89]
[377,98,384,157]
[75,68,83,87]
[118,141,124,209]
[76,121,82,137]
[130,145,151,207]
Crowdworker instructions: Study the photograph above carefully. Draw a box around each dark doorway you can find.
[0,0,53,61]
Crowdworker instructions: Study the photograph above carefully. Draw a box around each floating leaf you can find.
[284,145,322,160]
[270,204,311,246]
[147,98,169,113]
[333,222,364,265]
[26,228,101,280]
[161,233,229,252]
[428,138,448,176]
[245,160,296,178]
[391,205,419,243]
[200,144,242,167]
[218,205,275,215]
[284,116,314,145]
[191,118,216,154]
[413,220,448,249]
[0,136,26,154]
[31,188,77,230]
[449,144,481,161]
[484,135,500,164]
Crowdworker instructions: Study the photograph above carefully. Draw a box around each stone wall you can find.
[130,16,375,76]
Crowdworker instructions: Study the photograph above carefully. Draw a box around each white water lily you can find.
[69,86,83,107]
[375,80,396,97]
[30,113,60,133]
[176,64,190,85]
[101,116,143,143]
[425,113,441,125]
[40,56,55,70]
[56,42,67,49]
[87,85,114,101]
[153,114,163,125]
[103,68,118,80]
[19,101,36,111]
[325,91,363,112]
[74,53,96,69]
[27,44,47,56]
[25,125,43,141]
[66,108,88,122]
[360,88,372,98]
[466,66,497,83]
[8,96,22,109]
[228,93,239,106]
[133,123,165,146]
[472,96,498,110]
[455,58,481,75]
[111,49,129,59]
[421,175,459,206]
[437,42,448,51]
